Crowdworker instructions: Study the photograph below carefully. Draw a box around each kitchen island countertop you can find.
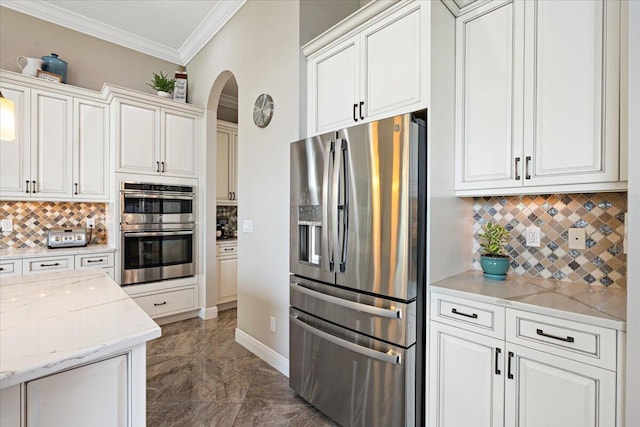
[430,271,626,331]
[0,269,160,388]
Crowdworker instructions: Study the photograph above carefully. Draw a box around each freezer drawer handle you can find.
[291,282,402,319]
[291,315,401,365]
[451,308,478,319]
[536,328,575,343]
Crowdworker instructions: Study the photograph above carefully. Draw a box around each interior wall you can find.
[626,0,639,424]
[299,0,361,45]
[187,0,302,360]
[0,7,180,92]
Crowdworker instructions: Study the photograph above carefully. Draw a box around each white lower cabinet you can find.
[429,292,620,427]
[131,286,198,319]
[26,355,128,427]
[217,242,237,304]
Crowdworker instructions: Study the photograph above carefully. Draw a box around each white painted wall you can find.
[187,0,302,360]
[625,1,639,425]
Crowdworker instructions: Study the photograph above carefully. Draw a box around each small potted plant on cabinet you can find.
[147,71,175,98]
[479,221,511,281]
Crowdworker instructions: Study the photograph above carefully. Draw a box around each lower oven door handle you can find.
[291,315,402,365]
[124,231,194,237]
[123,193,194,200]
[291,282,402,319]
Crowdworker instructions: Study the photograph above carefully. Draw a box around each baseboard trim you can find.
[199,306,218,320]
[235,328,289,377]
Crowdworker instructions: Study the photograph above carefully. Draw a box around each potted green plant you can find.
[147,71,175,98]
[479,221,511,281]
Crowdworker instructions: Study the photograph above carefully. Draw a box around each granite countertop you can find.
[0,244,116,260]
[0,269,161,388]
[430,271,626,331]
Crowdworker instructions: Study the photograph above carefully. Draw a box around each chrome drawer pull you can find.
[536,328,575,343]
[153,301,167,306]
[451,308,478,319]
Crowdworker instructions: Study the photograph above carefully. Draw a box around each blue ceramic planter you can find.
[480,255,509,281]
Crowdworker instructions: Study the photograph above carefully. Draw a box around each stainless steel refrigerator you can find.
[289,111,427,427]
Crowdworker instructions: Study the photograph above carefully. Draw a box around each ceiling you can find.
[1,0,246,65]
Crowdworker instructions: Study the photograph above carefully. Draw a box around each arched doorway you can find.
[203,71,239,318]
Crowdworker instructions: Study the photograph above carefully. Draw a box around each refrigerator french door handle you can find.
[291,282,402,319]
[331,138,343,272]
[321,140,335,271]
[338,139,349,273]
[291,315,402,365]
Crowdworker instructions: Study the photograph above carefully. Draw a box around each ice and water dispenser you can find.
[297,206,321,265]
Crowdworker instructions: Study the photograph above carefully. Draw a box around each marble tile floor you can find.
[146,308,338,427]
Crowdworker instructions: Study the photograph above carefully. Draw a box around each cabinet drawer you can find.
[217,244,237,257]
[132,287,197,318]
[506,309,617,370]
[431,292,505,339]
[0,259,22,277]
[23,255,74,274]
[75,252,114,269]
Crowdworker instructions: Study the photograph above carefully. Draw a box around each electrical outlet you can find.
[525,226,540,247]
[86,218,96,228]
[1,219,12,232]
[568,228,586,249]
[242,220,253,233]
[270,316,276,333]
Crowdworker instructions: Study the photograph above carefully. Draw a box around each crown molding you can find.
[218,93,238,110]
[1,0,246,66]
[180,0,246,64]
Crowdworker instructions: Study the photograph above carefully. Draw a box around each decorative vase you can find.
[157,91,172,98]
[480,255,510,281]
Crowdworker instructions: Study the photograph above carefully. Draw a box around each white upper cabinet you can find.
[0,73,110,201]
[111,90,201,179]
[73,98,110,200]
[306,1,429,136]
[216,120,238,204]
[455,0,623,195]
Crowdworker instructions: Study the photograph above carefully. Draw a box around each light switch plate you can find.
[1,219,12,232]
[568,228,586,249]
[242,220,253,233]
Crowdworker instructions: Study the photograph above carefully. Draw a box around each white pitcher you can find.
[17,56,44,77]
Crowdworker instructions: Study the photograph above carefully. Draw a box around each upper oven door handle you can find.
[124,230,194,238]
[122,193,194,200]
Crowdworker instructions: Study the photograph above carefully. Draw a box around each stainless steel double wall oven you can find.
[120,182,196,286]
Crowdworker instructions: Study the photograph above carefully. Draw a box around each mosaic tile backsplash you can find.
[473,193,627,289]
[216,205,237,236]
[0,201,108,249]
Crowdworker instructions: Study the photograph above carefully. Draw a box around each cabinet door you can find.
[429,322,504,427]
[523,0,620,186]
[505,343,616,427]
[31,89,73,198]
[217,256,237,303]
[455,0,525,191]
[115,98,161,174]
[74,98,109,200]
[361,2,424,120]
[0,384,21,427]
[308,36,359,135]
[26,355,128,427]
[162,109,198,177]
[0,82,30,197]
[216,128,231,202]
[230,130,238,200]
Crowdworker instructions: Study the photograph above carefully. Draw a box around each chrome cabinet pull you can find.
[495,348,502,375]
[153,301,167,306]
[525,156,532,180]
[291,282,402,319]
[507,351,514,379]
[515,157,521,180]
[74,183,79,195]
[451,307,478,319]
[291,315,402,365]
[156,161,160,173]
[32,180,37,193]
[161,161,165,173]
[536,328,575,343]
[25,180,30,193]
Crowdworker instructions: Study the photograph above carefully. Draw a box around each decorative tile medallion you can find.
[0,201,108,249]
[473,193,627,288]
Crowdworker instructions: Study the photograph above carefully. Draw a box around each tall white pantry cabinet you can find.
[454,0,624,195]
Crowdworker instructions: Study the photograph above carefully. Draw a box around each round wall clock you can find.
[253,93,274,128]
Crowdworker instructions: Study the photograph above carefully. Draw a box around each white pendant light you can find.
[0,91,16,141]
